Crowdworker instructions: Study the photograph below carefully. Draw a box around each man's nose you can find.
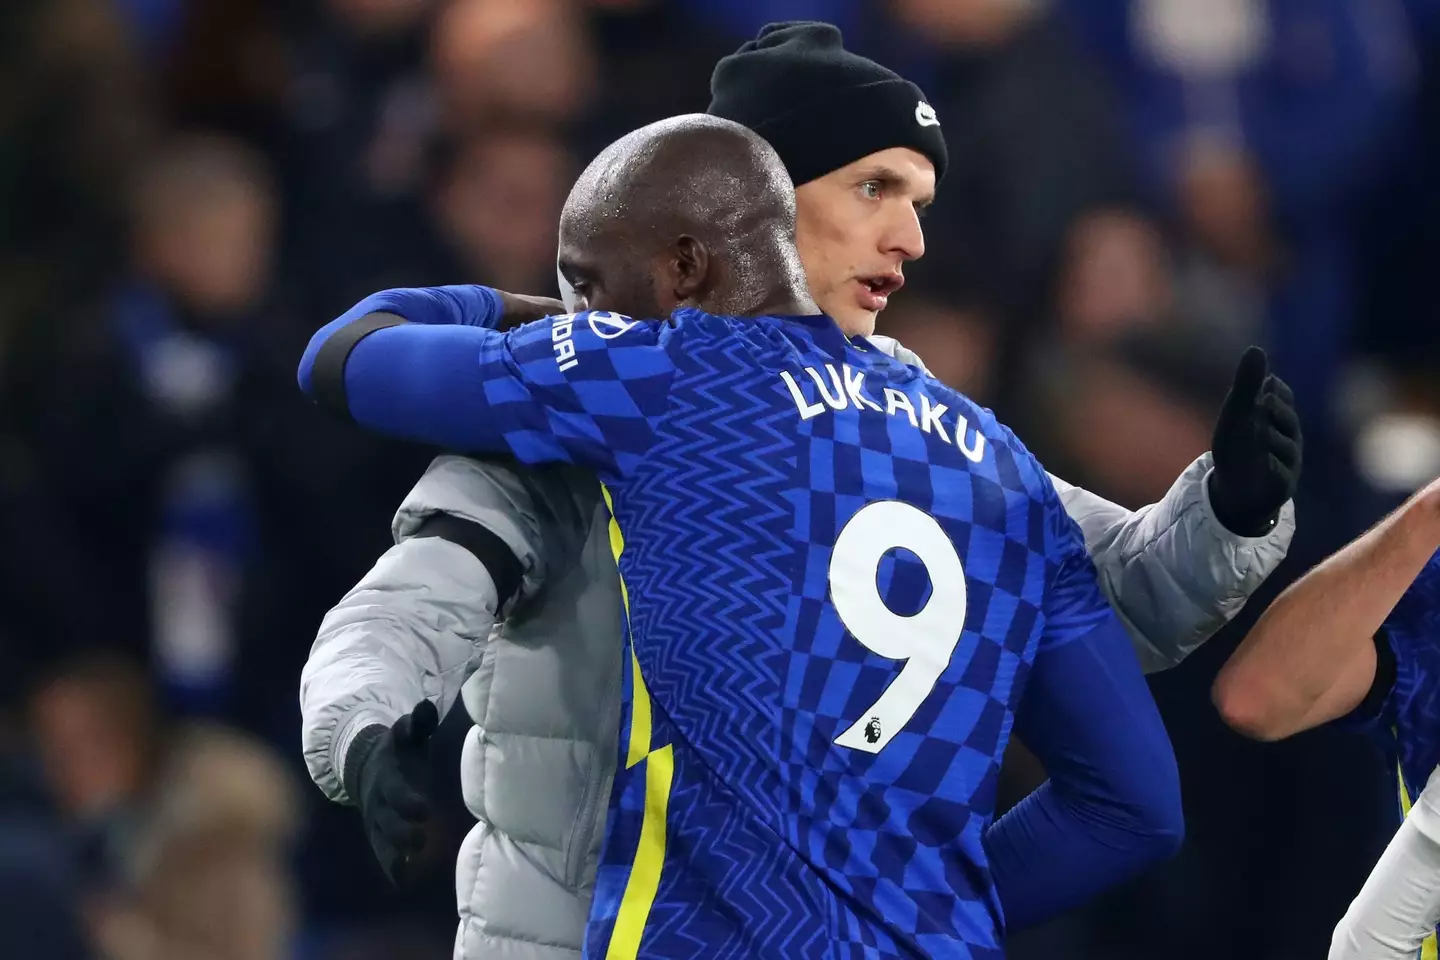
[884,204,926,262]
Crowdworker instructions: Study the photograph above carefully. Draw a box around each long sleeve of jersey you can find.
[297,291,677,477]
[984,489,1185,932]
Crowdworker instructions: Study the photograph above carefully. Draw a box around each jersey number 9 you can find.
[829,500,968,754]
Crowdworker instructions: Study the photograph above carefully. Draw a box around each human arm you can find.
[1330,767,1440,960]
[1048,457,1293,673]
[300,454,594,884]
[1212,478,1440,741]
[984,484,1184,931]
[873,337,1299,674]
[296,287,677,474]
[300,454,593,805]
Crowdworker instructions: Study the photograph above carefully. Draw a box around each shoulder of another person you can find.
[865,334,932,376]
[399,455,594,528]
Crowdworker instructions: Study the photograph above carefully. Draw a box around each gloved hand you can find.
[343,699,439,887]
[1208,346,1303,536]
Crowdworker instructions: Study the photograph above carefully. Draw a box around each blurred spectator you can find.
[277,0,437,312]
[429,127,574,291]
[0,660,93,960]
[430,0,595,132]
[887,0,1139,323]
[576,0,740,158]
[1058,327,1234,506]
[876,296,999,403]
[132,134,278,320]
[29,655,161,860]
[1056,0,1418,443]
[21,134,282,702]
[29,653,300,960]
[1052,209,1173,342]
[0,0,153,357]
[9,132,430,720]
[326,0,431,36]
[872,0,1142,425]
[148,0,289,141]
[95,726,299,960]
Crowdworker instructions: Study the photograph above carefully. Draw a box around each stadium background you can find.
[1,0,1437,957]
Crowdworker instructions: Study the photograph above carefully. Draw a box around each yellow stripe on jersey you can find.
[605,743,676,960]
[627,644,653,769]
[601,484,651,768]
[1397,760,1439,960]
[600,483,674,959]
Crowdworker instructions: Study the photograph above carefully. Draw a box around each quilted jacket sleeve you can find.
[299,455,593,803]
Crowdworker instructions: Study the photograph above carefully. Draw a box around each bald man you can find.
[300,114,1181,959]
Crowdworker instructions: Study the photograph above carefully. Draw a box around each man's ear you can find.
[672,235,713,304]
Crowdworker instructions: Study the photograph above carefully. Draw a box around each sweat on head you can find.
[557,114,813,320]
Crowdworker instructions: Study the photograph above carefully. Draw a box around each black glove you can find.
[343,699,438,887]
[1208,346,1303,536]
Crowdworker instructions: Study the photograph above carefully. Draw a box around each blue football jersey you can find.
[1344,549,1440,960]
[444,308,1113,958]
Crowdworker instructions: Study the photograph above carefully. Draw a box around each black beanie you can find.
[707,21,948,187]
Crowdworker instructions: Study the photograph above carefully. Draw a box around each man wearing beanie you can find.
[707,21,947,338]
[298,22,1300,960]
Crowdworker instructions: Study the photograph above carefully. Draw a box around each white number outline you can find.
[830,500,968,754]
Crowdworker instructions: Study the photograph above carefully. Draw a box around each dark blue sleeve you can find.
[984,610,1184,931]
[297,293,677,476]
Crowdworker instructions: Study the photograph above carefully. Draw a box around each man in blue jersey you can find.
[1214,476,1440,958]
[299,113,1182,958]
[298,23,1300,960]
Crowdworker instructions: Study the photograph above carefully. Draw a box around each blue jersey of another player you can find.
[299,302,1169,958]
[1342,550,1440,958]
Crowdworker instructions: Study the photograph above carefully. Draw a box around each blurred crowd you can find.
[1,0,1438,958]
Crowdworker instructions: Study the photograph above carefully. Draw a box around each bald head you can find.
[557,114,814,320]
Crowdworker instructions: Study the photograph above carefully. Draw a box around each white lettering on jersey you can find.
[806,364,847,410]
[844,365,883,412]
[781,370,825,420]
[551,314,579,372]
[919,395,949,443]
[782,364,987,461]
[884,388,917,428]
[955,413,985,463]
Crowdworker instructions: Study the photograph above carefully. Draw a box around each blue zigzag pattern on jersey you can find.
[616,335,793,800]
[605,333,829,955]
[587,317,1064,959]
[638,746,833,959]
